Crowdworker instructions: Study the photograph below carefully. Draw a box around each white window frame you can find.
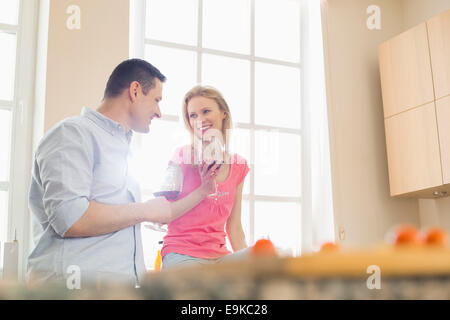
[0,0,39,280]
[0,19,19,190]
[131,0,304,255]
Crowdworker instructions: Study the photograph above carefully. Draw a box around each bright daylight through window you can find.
[131,0,302,268]
[0,0,20,269]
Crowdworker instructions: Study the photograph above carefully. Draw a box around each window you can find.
[0,0,37,278]
[0,0,20,269]
[132,0,303,268]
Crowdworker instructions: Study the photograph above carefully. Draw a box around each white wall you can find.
[402,0,450,29]
[43,0,129,132]
[322,0,421,247]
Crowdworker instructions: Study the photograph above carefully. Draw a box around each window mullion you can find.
[299,0,309,256]
[0,181,9,191]
[0,23,19,33]
[130,0,146,59]
[145,38,198,52]
[144,38,301,69]
[197,0,203,84]
[249,0,256,245]
[253,56,300,68]
[0,103,14,110]
[243,194,301,203]
[236,122,301,135]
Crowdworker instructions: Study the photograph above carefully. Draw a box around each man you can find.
[28,59,218,287]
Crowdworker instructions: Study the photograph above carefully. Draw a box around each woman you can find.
[161,85,250,268]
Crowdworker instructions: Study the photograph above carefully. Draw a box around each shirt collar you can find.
[82,107,133,143]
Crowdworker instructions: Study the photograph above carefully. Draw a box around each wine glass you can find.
[194,121,229,200]
[205,160,229,200]
[153,163,184,200]
[147,163,184,232]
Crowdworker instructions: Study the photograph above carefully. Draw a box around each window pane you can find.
[0,110,12,181]
[129,120,190,196]
[255,62,300,129]
[146,0,198,45]
[228,127,250,194]
[0,32,17,101]
[255,0,300,63]
[135,122,189,269]
[0,191,9,268]
[202,54,250,123]
[241,199,250,242]
[254,201,301,256]
[0,0,19,25]
[203,0,250,54]
[145,45,197,116]
[255,130,301,197]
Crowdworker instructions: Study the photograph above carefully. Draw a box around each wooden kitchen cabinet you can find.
[378,23,435,118]
[436,95,450,184]
[384,102,442,196]
[379,9,450,198]
[427,10,450,100]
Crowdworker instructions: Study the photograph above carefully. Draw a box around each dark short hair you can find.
[103,59,166,99]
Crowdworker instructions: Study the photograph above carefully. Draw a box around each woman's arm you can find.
[226,181,248,252]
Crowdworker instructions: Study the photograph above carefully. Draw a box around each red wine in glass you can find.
[207,160,223,171]
[153,164,183,200]
[153,190,180,201]
[206,160,228,200]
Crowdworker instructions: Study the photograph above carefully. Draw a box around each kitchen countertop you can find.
[3,247,450,299]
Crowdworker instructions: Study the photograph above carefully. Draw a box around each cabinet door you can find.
[436,95,450,184]
[379,23,435,118]
[385,102,442,196]
[427,9,450,100]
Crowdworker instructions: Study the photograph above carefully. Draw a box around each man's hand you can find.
[144,222,168,232]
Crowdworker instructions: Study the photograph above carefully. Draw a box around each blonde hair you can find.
[182,85,232,152]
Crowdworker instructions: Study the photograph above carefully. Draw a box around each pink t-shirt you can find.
[161,145,250,259]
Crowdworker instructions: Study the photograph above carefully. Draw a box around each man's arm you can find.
[65,162,219,237]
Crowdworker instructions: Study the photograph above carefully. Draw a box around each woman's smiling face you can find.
[187,96,226,140]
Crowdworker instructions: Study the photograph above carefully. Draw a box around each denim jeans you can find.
[162,247,251,270]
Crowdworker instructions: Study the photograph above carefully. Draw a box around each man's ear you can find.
[129,81,140,102]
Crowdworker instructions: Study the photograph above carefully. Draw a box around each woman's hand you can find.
[162,161,222,223]
[198,161,220,195]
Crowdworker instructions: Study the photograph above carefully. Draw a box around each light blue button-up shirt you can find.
[28,107,145,287]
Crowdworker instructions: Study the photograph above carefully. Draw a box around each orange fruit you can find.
[424,228,447,247]
[251,239,277,257]
[393,226,423,246]
[320,242,339,252]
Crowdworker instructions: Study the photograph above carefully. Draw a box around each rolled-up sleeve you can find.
[36,122,93,237]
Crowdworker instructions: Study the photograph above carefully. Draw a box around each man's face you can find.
[129,79,162,133]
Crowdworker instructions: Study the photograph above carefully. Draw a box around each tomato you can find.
[251,239,277,257]
[320,242,339,252]
[424,228,447,247]
[393,225,422,246]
